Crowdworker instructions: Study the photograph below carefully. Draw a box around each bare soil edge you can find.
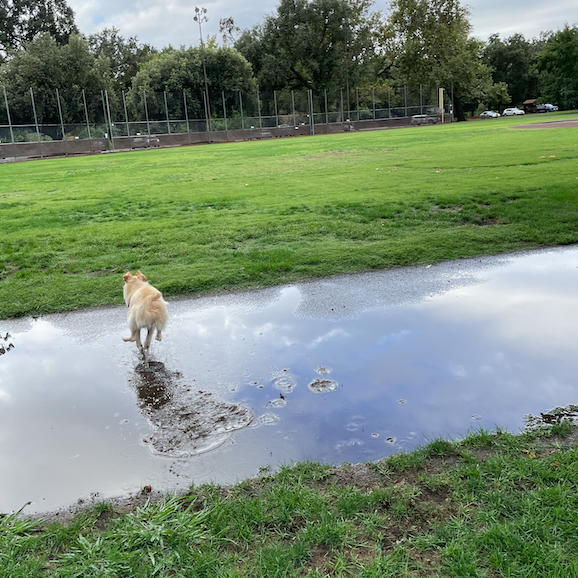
[23,422,578,526]
[512,118,578,129]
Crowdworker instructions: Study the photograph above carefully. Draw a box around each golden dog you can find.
[122,271,168,356]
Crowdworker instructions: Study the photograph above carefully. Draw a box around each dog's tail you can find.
[149,292,169,331]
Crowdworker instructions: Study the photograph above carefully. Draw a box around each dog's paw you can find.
[123,336,136,342]
[156,335,162,342]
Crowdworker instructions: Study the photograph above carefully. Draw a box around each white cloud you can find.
[308,328,349,349]
[68,0,279,47]
[68,0,578,49]
[469,0,578,40]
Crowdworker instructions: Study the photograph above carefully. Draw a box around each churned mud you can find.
[130,361,253,457]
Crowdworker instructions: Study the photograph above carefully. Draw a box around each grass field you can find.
[1,112,578,318]
[4,422,578,577]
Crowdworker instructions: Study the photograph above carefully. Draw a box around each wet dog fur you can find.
[123,270,168,356]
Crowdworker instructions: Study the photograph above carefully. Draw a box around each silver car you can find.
[480,110,500,119]
[502,107,525,116]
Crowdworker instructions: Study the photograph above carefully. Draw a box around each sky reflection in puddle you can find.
[2,246,578,513]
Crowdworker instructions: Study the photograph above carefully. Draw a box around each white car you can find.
[502,107,525,116]
[480,110,500,119]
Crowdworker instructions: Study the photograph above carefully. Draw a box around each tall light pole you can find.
[194,6,212,132]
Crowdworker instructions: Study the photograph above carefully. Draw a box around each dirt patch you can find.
[304,148,388,160]
[431,205,462,214]
[0,264,20,281]
[512,118,578,129]
[460,216,499,226]
[84,269,119,277]
[328,462,387,490]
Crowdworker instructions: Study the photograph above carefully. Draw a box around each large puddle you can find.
[2,246,578,514]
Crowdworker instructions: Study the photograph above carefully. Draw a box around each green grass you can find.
[1,112,578,318]
[3,423,578,577]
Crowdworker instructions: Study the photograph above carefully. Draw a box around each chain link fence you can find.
[0,84,453,161]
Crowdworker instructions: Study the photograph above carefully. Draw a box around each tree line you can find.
[0,0,577,128]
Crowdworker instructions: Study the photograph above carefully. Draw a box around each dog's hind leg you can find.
[143,327,154,353]
[156,329,162,342]
[136,330,144,352]
[123,329,139,343]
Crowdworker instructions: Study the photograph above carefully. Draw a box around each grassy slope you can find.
[3,423,578,577]
[1,113,578,318]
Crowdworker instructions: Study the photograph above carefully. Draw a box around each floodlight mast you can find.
[194,6,212,132]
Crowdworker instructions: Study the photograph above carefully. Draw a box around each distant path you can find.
[512,118,578,129]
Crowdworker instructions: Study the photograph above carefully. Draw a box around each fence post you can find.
[3,86,15,144]
[82,89,91,139]
[222,91,228,132]
[451,82,454,122]
[257,90,262,129]
[356,88,360,121]
[309,89,314,135]
[101,90,107,140]
[183,90,190,134]
[291,90,296,127]
[325,89,329,124]
[388,86,391,119]
[163,91,171,135]
[122,90,130,137]
[273,90,279,127]
[104,89,115,151]
[239,90,244,130]
[372,87,375,120]
[420,84,423,114]
[30,87,41,144]
[55,88,65,144]
[143,91,150,136]
[404,85,407,118]
[340,89,344,122]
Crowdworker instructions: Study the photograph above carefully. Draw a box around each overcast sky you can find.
[68,0,578,49]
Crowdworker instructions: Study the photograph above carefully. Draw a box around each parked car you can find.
[502,107,525,116]
[480,110,500,119]
[411,107,443,126]
[536,103,559,113]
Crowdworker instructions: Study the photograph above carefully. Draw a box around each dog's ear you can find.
[123,272,132,282]
[136,270,147,281]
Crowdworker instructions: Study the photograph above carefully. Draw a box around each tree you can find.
[386,0,495,119]
[219,17,241,46]
[0,0,77,61]
[0,33,113,129]
[483,33,540,106]
[127,46,256,121]
[87,27,157,92]
[235,0,382,93]
[535,25,578,110]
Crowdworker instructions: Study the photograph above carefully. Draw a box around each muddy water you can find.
[2,246,578,514]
